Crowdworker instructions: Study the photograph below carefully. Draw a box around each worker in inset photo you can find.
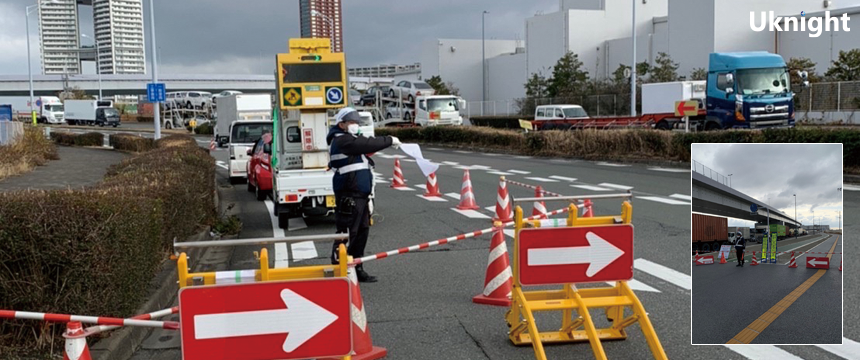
[734,228,746,267]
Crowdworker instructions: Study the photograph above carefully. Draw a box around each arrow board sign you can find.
[518,225,634,286]
[695,256,715,265]
[806,256,830,269]
[179,278,352,360]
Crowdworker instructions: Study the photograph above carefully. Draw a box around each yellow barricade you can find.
[507,202,667,360]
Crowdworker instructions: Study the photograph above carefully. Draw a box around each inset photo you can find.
[691,143,843,345]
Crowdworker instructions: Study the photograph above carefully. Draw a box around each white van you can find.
[534,105,589,121]
[415,95,464,126]
[228,120,273,183]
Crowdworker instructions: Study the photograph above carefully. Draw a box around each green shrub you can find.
[50,132,104,147]
[196,122,214,135]
[110,133,156,153]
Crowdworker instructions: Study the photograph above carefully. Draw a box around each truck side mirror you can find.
[725,73,734,86]
[725,87,734,97]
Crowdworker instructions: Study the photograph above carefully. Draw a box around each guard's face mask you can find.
[347,124,360,135]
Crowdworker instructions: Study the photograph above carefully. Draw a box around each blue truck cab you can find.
[705,52,795,130]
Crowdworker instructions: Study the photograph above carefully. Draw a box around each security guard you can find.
[327,107,401,282]
[734,229,746,267]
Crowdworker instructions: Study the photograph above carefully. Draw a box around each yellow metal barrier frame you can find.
[508,203,667,360]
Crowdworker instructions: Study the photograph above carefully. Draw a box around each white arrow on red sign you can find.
[193,289,337,352]
[527,232,624,277]
[808,258,828,267]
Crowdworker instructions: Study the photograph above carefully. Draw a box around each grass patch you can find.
[50,132,104,147]
[0,126,58,181]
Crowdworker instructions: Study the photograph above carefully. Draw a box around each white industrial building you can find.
[348,63,421,78]
[420,0,860,103]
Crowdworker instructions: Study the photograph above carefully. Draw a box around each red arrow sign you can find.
[695,255,715,265]
[179,279,352,360]
[517,225,633,286]
[806,257,830,269]
[675,100,698,117]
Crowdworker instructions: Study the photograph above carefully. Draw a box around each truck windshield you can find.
[562,107,588,118]
[103,108,119,117]
[45,104,63,112]
[737,68,790,95]
[428,98,459,112]
[231,123,273,144]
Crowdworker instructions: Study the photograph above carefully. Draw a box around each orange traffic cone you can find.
[456,169,480,210]
[532,186,548,219]
[493,177,513,222]
[424,172,442,197]
[582,199,594,217]
[719,251,727,264]
[751,251,758,266]
[391,158,406,188]
[324,268,387,360]
[788,252,798,268]
[62,322,91,360]
[473,225,513,306]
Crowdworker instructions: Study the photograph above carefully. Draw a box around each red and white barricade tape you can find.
[87,306,179,335]
[0,310,179,330]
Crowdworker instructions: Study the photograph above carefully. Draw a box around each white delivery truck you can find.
[228,120,273,184]
[215,94,272,147]
[414,95,465,126]
[0,96,64,123]
[64,99,119,127]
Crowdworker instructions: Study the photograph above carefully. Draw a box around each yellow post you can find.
[177,253,189,289]
[259,248,270,282]
[338,244,348,277]
[621,201,632,224]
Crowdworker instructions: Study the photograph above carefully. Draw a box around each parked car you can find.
[349,89,361,106]
[212,90,243,106]
[385,105,413,121]
[534,105,589,121]
[246,133,273,201]
[167,91,212,110]
[360,85,390,106]
[165,92,184,110]
[388,80,435,103]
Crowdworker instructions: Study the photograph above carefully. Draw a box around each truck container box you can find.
[641,81,706,115]
[692,213,727,243]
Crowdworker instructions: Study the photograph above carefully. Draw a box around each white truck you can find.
[228,120,273,184]
[215,94,272,147]
[727,227,752,242]
[0,96,64,123]
[414,95,465,126]
[64,99,119,127]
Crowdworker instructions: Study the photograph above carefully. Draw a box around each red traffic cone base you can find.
[473,227,513,307]
[456,169,480,210]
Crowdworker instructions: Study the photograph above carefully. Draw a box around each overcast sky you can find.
[0,0,557,75]
[692,144,843,229]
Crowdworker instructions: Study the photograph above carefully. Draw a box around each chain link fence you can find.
[692,160,733,188]
[794,81,860,111]
[467,94,632,117]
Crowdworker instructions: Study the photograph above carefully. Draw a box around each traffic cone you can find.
[424,172,442,197]
[788,252,798,268]
[719,252,727,264]
[582,199,594,217]
[532,186,548,219]
[473,226,513,306]
[62,322,91,360]
[390,158,406,188]
[493,177,513,222]
[456,169,480,210]
[208,139,215,151]
[323,268,387,360]
[751,251,758,266]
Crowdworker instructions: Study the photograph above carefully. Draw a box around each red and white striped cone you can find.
[209,138,215,151]
[62,322,91,360]
[493,176,513,222]
[582,199,594,217]
[390,158,406,188]
[532,186,548,219]
[473,226,513,306]
[788,252,798,268]
[324,268,387,360]
[456,169,480,210]
[424,172,442,197]
[751,251,758,266]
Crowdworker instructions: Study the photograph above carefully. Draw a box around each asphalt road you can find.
[99,133,856,360]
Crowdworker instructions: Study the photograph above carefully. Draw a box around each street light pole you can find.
[793,194,797,239]
[728,174,733,187]
[630,0,636,117]
[148,0,161,139]
[482,10,489,112]
[82,34,102,99]
[311,10,335,51]
[25,5,37,125]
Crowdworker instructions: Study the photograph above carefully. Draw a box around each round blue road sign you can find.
[326,87,343,104]
[750,204,758,213]
[35,99,42,107]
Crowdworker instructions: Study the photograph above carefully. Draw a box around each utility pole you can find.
[630,0,637,117]
[482,10,489,114]
[148,0,161,139]
[793,194,796,239]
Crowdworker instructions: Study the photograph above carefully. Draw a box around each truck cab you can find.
[414,95,465,126]
[705,52,795,130]
[228,120,273,183]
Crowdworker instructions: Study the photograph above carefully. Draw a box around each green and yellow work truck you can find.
[769,224,786,239]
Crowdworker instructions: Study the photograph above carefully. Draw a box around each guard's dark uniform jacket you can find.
[326,126,392,198]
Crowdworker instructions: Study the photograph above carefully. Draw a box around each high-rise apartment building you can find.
[299,0,343,52]
[37,0,81,75]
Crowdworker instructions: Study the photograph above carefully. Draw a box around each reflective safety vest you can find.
[329,132,373,197]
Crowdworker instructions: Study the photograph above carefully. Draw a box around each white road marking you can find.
[484,206,496,212]
[549,176,577,182]
[514,156,532,159]
[525,177,559,183]
[636,196,691,206]
[393,186,415,191]
[454,150,473,154]
[442,161,459,166]
[471,165,491,169]
[723,345,804,359]
[598,183,633,190]
[488,171,514,176]
[634,259,691,290]
[604,280,660,293]
[550,159,571,163]
[264,201,289,268]
[274,243,290,268]
[291,241,317,262]
[844,184,860,191]
[648,167,690,173]
[428,148,444,151]
[508,170,531,174]
[817,338,860,358]
[483,153,502,157]
[415,184,427,190]
[401,158,416,163]
[503,229,515,238]
[445,192,461,200]
[216,161,228,170]
[669,194,692,201]
[571,185,611,191]
[451,208,491,219]
[376,154,395,159]
[596,162,630,167]
[417,195,448,202]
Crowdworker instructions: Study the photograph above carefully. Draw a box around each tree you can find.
[648,52,679,83]
[689,67,707,81]
[425,75,457,95]
[518,71,551,115]
[824,49,860,81]
[58,87,89,101]
[786,57,820,85]
[444,81,460,97]
[546,51,589,98]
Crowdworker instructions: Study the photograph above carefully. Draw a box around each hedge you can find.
[0,134,215,355]
[195,122,214,135]
[110,133,157,153]
[51,131,104,147]
[0,126,58,181]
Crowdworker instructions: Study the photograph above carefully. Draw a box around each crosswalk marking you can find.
[454,150,473,154]
[604,280,660,293]
[451,208,491,219]
[215,161,228,170]
[488,171,514,176]
[454,165,490,170]
[637,196,691,205]
[291,241,318,262]
[723,345,805,360]
[596,162,630,167]
[549,176,577,182]
[483,153,502,157]
[508,170,531,174]
[274,243,290,268]
[445,192,460,200]
[484,206,495,212]
[442,161,459,166]
[817,338,860,358]
[417,195,448,202]
[401,158,416,162]
[844,184,860,191]
[634,259,691,290]
[428,148,444,151]
[524,177,559,183]
[598,183,633,190]
[514,156,532,159]
[648,167,691,173]
[571,185,612,191]
[415,184,427,190]
[393,186,416,191]
[669,194,692,201]
[376,154,395,159]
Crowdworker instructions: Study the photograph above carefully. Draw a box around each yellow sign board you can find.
[674,100,698,117]
[518,119,533,130]
[276,38,347,110]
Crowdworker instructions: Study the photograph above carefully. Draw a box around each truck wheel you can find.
[186,102,193,109]
[656,121,671,130]
[705,122,720,131]
[255,186,267,201]
[407,95,414,103]
[278,213,290,229]
[165,122,172,129]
